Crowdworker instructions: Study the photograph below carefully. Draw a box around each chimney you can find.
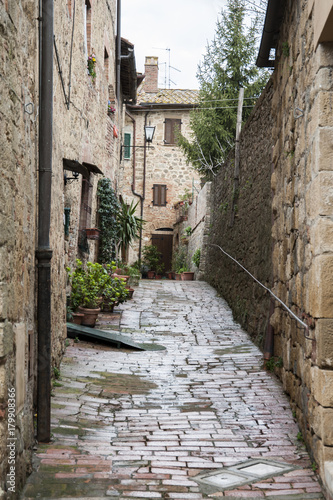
[144,56,158,93]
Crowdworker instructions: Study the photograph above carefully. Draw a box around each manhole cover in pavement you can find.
[196,470,250,489]
[194,459,298,492]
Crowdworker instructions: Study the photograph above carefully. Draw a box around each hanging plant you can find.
[108,100,116,115]
[87,53,96,80]
[97,178,120,263]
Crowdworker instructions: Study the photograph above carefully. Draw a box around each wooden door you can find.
[151,233,173,273]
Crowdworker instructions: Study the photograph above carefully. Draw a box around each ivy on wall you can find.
[97,178,120,263]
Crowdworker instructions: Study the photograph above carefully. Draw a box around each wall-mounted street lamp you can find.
[64,171,80,185]
[120,124,155,160]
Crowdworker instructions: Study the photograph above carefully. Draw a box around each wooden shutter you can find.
[160,185,167,206]
[164,119,181,144]
[153,184,167,206]
[124,133,131,159]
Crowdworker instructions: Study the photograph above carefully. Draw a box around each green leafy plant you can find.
[184,226,192,236]
[53,367,61,380]
[67,259,111,309]
[282,41,290,58]
[265,356,283,372]
[297,431,304,442]
[172,245,187,273]
[142,245,162,273]
[87,53,96,80]
[117,199,144,261]
[192,248,201,268]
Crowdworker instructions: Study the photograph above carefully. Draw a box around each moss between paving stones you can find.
[75,371,158,397]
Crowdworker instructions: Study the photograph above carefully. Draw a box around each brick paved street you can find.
[22,281,325,499]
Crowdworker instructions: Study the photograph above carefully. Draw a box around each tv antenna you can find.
[152,47,181,88]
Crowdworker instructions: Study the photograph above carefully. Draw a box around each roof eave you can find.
[256,0,288,68]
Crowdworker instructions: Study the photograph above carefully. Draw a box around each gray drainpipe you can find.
[36,0,54,442]
[125,110,144,262]
[116,0,121,103]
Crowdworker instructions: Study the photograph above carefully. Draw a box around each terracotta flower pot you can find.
[181,272,195,281]
[72,312,84,325]
[78,306,101,327]
[175,273,181,280]
[147,271,155,279]
[125,287,134,299]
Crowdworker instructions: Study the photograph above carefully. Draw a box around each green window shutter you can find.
[124,133,131,159]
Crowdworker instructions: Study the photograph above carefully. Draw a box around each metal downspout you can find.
[138,112,148,263]
[125,110,144,262]
[36,0,54,442]
[116,0,121,105]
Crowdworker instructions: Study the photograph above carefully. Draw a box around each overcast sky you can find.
[121,0,228,90]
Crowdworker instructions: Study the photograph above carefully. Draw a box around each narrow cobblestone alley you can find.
[22,281,325,499]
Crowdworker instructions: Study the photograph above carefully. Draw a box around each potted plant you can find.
[116,199,144,262]
[172,245,187,280]
[67,260,109,327]
[155,262,165,279]
[192,248,201,269]
[102,271,129,311]
[180,266,195,281]
[142,244,162,279]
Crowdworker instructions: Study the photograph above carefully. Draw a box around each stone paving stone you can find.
[21,281,325,499]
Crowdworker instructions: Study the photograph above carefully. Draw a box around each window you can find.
[104,48,109,80]
[84,0,92,57]
[124,133,131,159]
[164,119,181,145]
[153,184,167,206]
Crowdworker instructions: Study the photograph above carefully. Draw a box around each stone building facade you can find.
[118,56,201,272]
[0,0,134,496]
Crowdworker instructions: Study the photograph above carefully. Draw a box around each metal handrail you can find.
[209,244,312,340]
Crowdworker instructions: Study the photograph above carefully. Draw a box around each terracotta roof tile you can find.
[137,87,199,106]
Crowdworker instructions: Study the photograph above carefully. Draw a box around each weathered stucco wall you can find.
[205,80,274,348]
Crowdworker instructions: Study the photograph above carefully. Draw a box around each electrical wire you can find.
[135,105,255,112]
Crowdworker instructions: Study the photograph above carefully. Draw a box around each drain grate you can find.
[194,459,298,492]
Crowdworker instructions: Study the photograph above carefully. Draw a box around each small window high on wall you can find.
[152,184,167,206]
[164,119,181,145]
[84,0,92,57]
[124,133,131,159]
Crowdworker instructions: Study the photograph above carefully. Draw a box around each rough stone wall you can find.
[174,182,212,279]
[205,80,274,348]
[269,0,333,483]
[0,1,38,496]
[119,108,201,262]
[0,0,119,496]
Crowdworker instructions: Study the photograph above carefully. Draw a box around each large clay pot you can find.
[181,272,195,281]
[147,271,155,279]
[78,306,101,327]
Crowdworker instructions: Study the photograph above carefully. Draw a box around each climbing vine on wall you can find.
[97,178,120,263]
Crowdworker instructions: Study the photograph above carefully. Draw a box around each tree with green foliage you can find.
[178,0,269,177]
